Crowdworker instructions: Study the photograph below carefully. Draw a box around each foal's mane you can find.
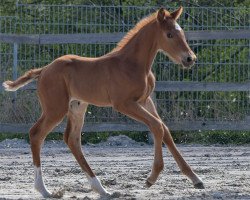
[112,10,168,52]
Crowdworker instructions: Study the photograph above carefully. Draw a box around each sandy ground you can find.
[0,137,249,200]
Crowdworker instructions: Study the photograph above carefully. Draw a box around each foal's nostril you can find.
[187,56,193,63]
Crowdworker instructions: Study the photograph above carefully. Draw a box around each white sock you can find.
[87,176,110,196]
[34,166,52,197]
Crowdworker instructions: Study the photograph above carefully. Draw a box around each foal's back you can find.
[37,54,120,107]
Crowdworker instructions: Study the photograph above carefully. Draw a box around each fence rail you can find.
[1,81,250,92]
[1,30,250,44]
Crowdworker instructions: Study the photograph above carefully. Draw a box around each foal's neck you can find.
[119,20,159,74]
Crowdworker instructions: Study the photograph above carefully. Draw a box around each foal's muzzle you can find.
[181,55,197,68]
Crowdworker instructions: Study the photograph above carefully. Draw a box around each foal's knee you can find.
[163,125,175,147]
[149,119,164,139]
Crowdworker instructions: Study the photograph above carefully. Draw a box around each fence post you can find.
[13,43,18,101]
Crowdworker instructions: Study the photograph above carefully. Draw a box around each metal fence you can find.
[0,4,249,133]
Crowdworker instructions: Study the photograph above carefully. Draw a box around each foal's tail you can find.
[2,68,44,91]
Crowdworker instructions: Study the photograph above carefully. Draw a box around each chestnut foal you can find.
[3,7,204,198]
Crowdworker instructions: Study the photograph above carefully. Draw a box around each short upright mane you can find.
[112,11,158,52]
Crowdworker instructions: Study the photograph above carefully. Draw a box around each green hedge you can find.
[1,131,249,145]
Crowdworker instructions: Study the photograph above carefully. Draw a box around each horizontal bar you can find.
[185,30,250,40]
[155,81,250,92]
[1,119,250,133]
[0,30,249,44]
[40,33,123,44]
[1,81,249,92]
[0,34,39,44]
[0,33,121,44]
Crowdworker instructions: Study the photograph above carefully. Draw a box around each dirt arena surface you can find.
[0,137,249,200]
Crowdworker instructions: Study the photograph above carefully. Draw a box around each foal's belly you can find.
[69,77,112,107]
[63,61,113,107]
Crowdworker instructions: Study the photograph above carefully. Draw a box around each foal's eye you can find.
[167,33,173,38]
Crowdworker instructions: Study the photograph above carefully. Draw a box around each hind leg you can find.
[30,89,68,197]
[30,113,65,197]
[64,100,109,196]
[29,70,70,197]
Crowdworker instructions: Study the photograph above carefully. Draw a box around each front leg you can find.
[163,125,204,188]
[142,97,204,189]
[114,101,164,186]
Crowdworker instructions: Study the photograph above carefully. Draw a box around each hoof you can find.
[110,191,122,198]
[100,192,111,197]
[39,192,52,198]
[51,189,65,198]
[35,187,52,198]
[194,182,205,189]
[93,189,111,197]
[145,180,153,188]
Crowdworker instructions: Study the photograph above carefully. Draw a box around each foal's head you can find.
[156,7,196,68]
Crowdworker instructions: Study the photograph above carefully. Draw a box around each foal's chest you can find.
[137,72,155,102]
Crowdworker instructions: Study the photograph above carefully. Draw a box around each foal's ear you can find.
[171,6,183,20]
[157,8,165,23]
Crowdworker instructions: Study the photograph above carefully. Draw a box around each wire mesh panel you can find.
[154,39,249,82]
[157,91,249,122]
[0,43,13,83]
[0,4,249,131]
[0,16,16,34]
[15,5,249,33]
